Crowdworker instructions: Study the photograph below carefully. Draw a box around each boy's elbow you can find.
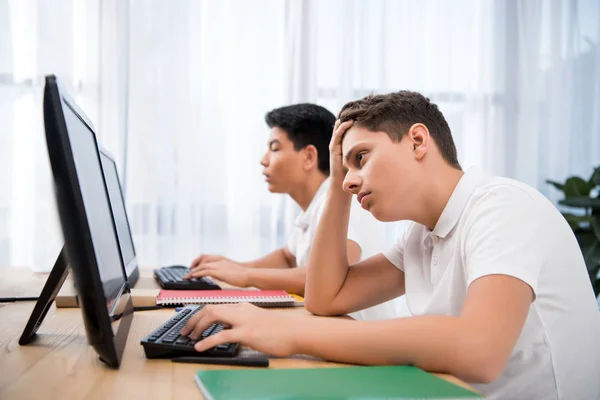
[304,296,339,316]
[304,297,328,316]
[465,362,503,384]
[459,347,506,384]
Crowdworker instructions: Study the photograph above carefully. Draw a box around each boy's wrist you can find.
[287,316,311,355]
[327,184,352,202]
[244,268,257,287]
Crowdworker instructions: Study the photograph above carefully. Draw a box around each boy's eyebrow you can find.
[268,139,280,146]
[344,147,356,164]
[343,142,367,163]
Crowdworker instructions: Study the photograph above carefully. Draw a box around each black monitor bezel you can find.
[42,75,133,368]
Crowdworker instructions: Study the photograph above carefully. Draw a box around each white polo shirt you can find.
[288,178,405,320]
[383,167,600,400]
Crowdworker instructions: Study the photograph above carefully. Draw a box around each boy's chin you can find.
[266,183,284,194]
[368,206,396,223]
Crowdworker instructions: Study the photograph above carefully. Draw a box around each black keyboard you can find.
[141,304,238,358]
[154,265,221,290]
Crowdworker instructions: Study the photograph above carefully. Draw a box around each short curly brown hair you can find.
[339,91,461,169]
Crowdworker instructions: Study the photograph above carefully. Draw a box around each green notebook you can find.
[194,365,483,400]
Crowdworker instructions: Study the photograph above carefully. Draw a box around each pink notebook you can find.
[156,289,296,308]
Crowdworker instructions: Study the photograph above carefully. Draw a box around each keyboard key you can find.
[212,326,224,334]
[175,336,190,345]
[201,325,216,338]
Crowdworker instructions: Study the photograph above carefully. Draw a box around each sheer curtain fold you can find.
[0,0,599,270]
[1,0,100,270]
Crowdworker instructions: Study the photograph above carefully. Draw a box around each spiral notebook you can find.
[156,289,297,308]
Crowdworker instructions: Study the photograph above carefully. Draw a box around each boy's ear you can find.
[303,145,318,171]
[408,123,430,161]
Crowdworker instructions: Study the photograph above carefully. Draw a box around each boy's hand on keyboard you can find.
[190,254,231,269]
[180,303,299,357]
[184,260,250,287]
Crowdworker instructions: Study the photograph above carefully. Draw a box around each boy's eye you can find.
[357,152,365,163]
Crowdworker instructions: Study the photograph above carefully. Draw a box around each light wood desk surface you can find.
[0,268,476,399]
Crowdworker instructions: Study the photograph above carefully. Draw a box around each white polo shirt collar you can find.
[426,167,485,244]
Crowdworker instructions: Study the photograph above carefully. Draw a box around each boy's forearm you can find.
[304,188,353,303]
[246,268,306,295]
[243,248,294,269]
[291,315,496,384]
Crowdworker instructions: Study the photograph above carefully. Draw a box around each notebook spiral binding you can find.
[157,296,296,307]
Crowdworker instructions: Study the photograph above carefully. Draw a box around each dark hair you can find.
[338,91,461,169]
[265,103,335,174]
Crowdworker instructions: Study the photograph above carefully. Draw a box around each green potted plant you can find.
[546,166,600,295]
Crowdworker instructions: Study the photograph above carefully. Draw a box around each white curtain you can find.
[0,0,100,271]
[1,0,599,270]
[115,1,291,267]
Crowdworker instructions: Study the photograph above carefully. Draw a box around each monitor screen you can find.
[100,152,137,276]
[61,101,125,312]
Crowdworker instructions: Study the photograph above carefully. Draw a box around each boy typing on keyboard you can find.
[182,91,600,399]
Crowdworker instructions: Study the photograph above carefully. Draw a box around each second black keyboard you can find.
[154,265,221,290]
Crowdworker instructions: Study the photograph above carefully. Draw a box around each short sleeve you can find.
[463,187,545,296]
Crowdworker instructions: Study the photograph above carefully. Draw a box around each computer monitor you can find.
[34,75,133,368]
[99,150,140,287]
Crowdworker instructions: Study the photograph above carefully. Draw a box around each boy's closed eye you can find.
[269,140,281,152]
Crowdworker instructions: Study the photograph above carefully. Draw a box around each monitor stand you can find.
[18,246,69,345]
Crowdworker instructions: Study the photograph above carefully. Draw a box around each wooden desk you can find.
[0,268,476,399]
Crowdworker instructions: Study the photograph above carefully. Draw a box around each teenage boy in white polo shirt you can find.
[184,104,403,320]
[182,91,600,399]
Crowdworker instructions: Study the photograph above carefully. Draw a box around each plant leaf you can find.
[576,230,597,245]
[581,240,600,273]
[559,197,600,209]
[592,215,600,243]
[562,213,592,231]
[563,176,594,197]
[588,265,600,297]
[545,180,565,192]
[589,166,600,187]
[575,232,597,265]
[574,232,600,295]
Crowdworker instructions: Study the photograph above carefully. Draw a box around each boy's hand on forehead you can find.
[329,119,354,185]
